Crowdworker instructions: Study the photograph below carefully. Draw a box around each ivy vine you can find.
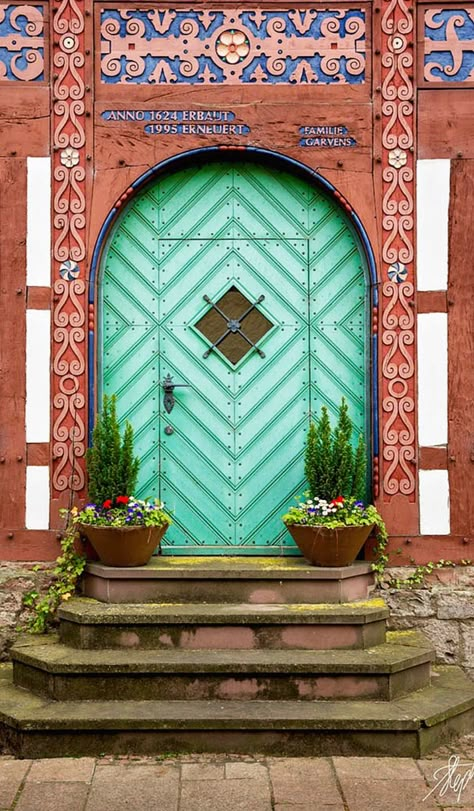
[370,528,473,590]
[23,521,86,633]
[384,556,472,589]
[370,518,390,584]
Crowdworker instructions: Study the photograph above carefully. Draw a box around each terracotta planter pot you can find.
[77,523,168,567]
[285,523,375,567]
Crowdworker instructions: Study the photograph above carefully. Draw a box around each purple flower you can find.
[355,501,365,509]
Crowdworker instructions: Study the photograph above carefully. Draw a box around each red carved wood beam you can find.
[378,0,418,534]
[51,0,92,498]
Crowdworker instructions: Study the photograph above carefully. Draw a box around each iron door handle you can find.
[161,374,190,414]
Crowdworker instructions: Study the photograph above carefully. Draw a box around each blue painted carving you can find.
[0,4,44,81]
[424,8,474,84]
[100,8,366,85]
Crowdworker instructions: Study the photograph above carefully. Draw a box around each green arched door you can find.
[99,159,370,554]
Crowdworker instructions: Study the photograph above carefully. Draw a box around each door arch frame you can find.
[88,145,379,483]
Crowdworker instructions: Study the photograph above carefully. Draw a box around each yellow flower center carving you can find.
[216,30,250,64]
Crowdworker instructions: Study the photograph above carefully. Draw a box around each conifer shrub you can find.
[285,401,387,569]
[304,398,367,501]
[86,394,140,506]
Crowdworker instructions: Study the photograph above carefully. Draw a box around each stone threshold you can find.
[59,597,389,625]
[85,558,374,580]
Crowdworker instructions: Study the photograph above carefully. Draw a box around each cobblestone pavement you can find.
[2,735,474,811]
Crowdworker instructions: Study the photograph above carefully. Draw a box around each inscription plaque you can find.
[299,125,357,147]
[101,109,251,136]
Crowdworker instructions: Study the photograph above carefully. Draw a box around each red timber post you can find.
[377,0,418,537]
[51,0,92,518]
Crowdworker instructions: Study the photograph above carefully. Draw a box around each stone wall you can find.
[0,563,52,660]
[382,566,474,680]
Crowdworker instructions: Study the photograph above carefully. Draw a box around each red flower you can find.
[103,499,112,509]
[116,496,129,505]
[331,496,345,506]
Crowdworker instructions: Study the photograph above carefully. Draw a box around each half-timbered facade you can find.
[1,1,473,564]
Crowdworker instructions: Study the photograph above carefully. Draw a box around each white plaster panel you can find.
[417,313,448,447]
[26,309,50,443]
[419,469,450,535]
[25,466,50,529]
[416,159,450,291]
[27,157,51,287]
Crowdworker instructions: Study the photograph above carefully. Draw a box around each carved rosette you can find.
[52,0,87,494]
[380,0,416,499]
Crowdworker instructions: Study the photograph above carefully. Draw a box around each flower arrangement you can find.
[282,399,387,566]
[76,395,172,530]
[75,394,172,566]
[72,496,171,529]
[282,495,385,536]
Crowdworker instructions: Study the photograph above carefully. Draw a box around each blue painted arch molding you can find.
[88,146,379,459]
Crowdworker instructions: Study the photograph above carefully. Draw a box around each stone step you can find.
[11,638,434,702]
[58,598,389,650]
[1,664,473,759]
[82,557,375,604]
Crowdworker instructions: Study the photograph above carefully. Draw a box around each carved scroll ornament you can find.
[380,0,416,498]
[52,0,87,493]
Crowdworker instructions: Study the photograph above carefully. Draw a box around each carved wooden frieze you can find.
[100,7,366,85]
[424,8,474,85]
[0,3,44,80]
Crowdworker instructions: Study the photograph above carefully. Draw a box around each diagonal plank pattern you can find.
[101,160,369,553]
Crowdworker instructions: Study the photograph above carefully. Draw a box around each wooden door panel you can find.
[101,160,370,553]
[309,199,368,442]
[158,163,235,239]
[232,163,313,239]
[101,324,160,500]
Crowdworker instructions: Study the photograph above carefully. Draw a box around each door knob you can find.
[161,374,190,414]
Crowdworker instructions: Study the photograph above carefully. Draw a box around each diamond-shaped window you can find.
[195,286,273,364]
